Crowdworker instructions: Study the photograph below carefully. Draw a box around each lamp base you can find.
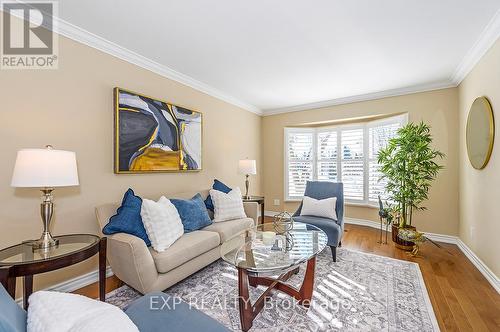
[23,188,59,251]
[23,232,59,251]
[244,174,250,199]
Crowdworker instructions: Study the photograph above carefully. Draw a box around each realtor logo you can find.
[1,1,58,69]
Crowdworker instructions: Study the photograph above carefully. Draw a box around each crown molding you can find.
[54,18,263,115]
[6,2,500,117]
[261,80,456,116]
[451,8,500,85]
[1,1,262,115]
[3,2,260,115]
[55,7,499,116]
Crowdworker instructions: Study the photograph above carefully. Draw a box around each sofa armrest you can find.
[243,201,259,225]
[106,233,158,294]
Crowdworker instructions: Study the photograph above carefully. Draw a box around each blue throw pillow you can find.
[204,179,231,211]
[171,194,212,232]
[102,189,151,246]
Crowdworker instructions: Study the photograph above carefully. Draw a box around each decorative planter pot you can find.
[392,224,416,251]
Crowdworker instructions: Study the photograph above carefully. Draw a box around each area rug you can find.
[106,248,439,331]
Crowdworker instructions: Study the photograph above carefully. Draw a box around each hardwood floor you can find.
[76,219,500,331]
[73,274,122,298]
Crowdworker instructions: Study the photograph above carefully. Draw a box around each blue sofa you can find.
[293,181,344,262]
[0,284,228,332]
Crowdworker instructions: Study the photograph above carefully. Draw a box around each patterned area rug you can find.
[107,248,439,331]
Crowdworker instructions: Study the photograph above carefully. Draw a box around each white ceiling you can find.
[57,0,500,114]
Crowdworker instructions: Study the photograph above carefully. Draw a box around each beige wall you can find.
[262,88,459,235]
[458,38,500,277]
[0,35,262,296]
[2,17,497,296]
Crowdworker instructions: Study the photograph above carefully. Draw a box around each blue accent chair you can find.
[124,292,228,332]
[0,283,26,332]
[293,181,344,262]
[0,285,229,332]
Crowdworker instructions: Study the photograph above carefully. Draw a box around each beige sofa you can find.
[95,189,258,294]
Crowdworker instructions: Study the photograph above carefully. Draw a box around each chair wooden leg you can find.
[330,246,337,262]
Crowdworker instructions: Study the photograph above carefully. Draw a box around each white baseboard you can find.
[265,210,499,293]
[345,217,458,244]
[420,231,458,244]
[264,210,282,217]
[15,266,113,305]
[344,217,380,229]
[455,238,500,294]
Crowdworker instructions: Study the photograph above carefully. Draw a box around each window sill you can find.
[284,198,379,209]
[345,202,379,209]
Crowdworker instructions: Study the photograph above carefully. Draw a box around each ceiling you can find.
[57,0,500,115]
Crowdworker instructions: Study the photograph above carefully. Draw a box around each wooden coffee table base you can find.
[237,256,316,332]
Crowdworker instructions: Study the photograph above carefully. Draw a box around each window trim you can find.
[284,114,408,205]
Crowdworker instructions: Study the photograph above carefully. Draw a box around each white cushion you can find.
[141,196,184,252]
[210,187,247,222]
[300,196,337,220]
[27,291,138,332]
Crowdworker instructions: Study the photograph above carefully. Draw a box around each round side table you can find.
[0,234,106,309]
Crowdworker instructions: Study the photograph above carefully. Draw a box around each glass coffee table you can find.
[221,222,327,331]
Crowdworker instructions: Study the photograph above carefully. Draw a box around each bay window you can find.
[284,114,407,204]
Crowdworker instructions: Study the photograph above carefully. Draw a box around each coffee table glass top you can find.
[0,234,100,265]
[221,222,327,273]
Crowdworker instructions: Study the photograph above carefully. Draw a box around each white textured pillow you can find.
[300,196,337,220]
[27,291,138,332]
[141,196,184,252]
[210,187,246,222]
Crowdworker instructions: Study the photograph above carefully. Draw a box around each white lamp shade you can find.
[11,148,79,188]
[238,159,257,175]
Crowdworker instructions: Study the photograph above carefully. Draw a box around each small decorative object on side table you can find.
[0,234,107,310]
[241,196,265,224]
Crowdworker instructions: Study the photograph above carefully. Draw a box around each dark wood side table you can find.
[0,234,106,309]
[242,196,265,224]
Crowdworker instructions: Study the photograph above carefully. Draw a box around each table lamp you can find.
[11,145,79,250]
[238,159,256,199]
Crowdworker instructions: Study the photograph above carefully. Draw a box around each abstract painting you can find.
[114,88,202,173]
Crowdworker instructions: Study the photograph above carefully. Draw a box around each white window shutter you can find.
[286,129,314,199]
[368,115,407,202]
[341,128,364,201]
[317,131,338,182]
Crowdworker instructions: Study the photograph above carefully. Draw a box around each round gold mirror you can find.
[466,97,494,169]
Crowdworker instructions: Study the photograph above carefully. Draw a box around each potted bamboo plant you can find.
[377,122,444,250]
